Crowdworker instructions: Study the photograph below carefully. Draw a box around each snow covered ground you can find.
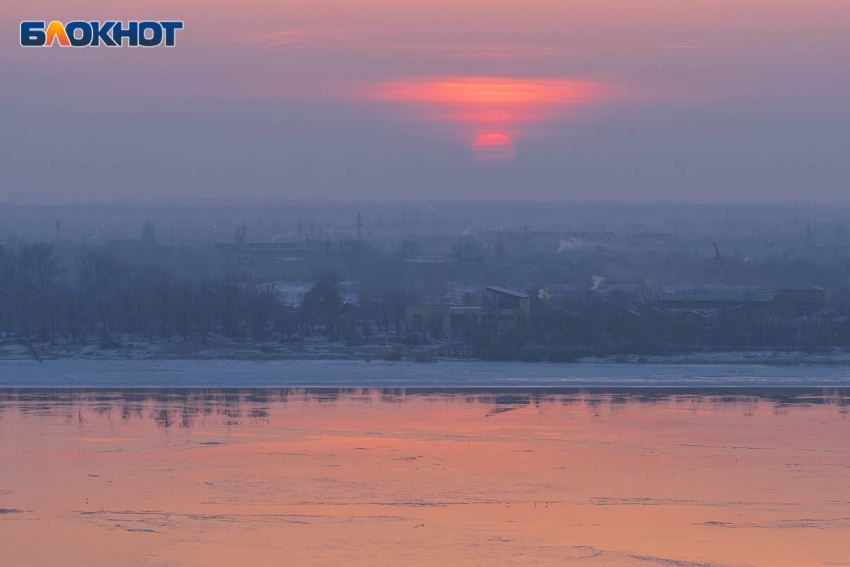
[577,350,850,365]
[2,358,850,388]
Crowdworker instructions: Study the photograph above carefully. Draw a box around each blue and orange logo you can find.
[20,21,183,47]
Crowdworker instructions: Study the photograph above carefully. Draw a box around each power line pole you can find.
[355,211,363,240]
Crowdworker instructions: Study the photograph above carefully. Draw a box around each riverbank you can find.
[4,336,850,367]
[2,358,850,388]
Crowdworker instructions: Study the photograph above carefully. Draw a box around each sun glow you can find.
[472,134,517,163]
[370,77,602,104]
[364,76,610,162]
[365,76,609,124]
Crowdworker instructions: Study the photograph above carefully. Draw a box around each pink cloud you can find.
[223,26,357,49]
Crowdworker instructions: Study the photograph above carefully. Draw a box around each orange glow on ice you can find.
[2,389,849,567]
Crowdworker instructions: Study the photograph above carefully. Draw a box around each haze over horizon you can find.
[3,0,848,203]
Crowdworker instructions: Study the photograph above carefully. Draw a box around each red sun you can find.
[472,134,516,163]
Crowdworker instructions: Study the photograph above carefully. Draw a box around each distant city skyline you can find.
[3,0,849,202]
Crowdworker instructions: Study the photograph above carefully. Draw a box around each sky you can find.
[2,0,849,202]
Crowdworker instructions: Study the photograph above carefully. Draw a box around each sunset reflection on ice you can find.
[1,388,848,566]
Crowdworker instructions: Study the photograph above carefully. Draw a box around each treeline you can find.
[450,296,844,361]
[0,244,415,345]
[1,242,849,359]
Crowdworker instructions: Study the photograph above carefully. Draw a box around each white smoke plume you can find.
[590,275,606,291]
[557,238,584,253]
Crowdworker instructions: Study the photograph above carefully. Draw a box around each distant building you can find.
[722,303,762,324]
[775,284,825,317]
[406,305,485,334]
[216,242,300,261]
[402,255,452,264]
[659,288,773,310]
[484,286,531,316]
[215,242,305,279]
[107,238,146,250]
[775,284,824,306]
[407,286,530,335]
[674,309,707,327]
[659,284,825,319]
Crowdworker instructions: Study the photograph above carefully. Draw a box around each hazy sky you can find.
[2,0,849,202]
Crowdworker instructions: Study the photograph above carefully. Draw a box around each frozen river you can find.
[1,387,849,566]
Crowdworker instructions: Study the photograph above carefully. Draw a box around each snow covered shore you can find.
[2,358,849,388]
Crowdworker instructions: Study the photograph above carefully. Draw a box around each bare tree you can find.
[76,250,130,342]
[493,239,506,264]
[301,271,343,339]
[639,279,662,306]
[143,220,156,246]
[452,240,487,265]
[235,223,248,246]
[399,239,419,259]
[338,238,371,271]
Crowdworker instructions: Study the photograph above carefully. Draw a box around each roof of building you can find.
[403,255,452,263]
[413,304,483,312]
[660,291,773,304]
[486,286,529,298]
[676,309,706,318]
[541,301,579,317]
[779,284,824,292]
[215,242,299,250]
